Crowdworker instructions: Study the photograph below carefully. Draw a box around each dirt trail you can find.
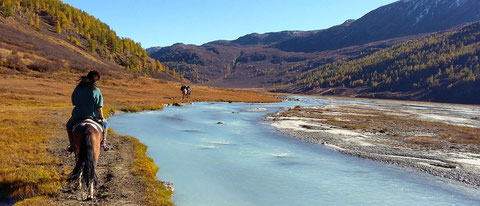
[47,112,146,205]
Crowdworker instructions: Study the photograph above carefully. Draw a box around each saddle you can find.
[72,117,105,134]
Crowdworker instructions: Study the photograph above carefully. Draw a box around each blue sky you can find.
[62,0,398,48]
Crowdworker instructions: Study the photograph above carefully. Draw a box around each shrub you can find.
[5,51,28,72]
[70,63,91,73]
[67,36,81,46]
[15,64,29,73]
[23,53,34,60]
[28,60,50,72]
[6,51,21,66]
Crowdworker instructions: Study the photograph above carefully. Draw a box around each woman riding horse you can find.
[65,71,107,199]
[66,71,107,152]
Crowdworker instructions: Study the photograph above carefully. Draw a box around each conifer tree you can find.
[35,13,41,31]
[28,14,34,27]
[150,63,156,74]
[88,39,96,53]
[156,60,163,72]
[56,20,61,33]
[2,0,14,17]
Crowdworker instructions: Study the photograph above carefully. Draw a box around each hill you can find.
[279,21,480,104]
[212,30,318,46]
[0,0,179,81]
[150,29,415,87]
[149,0,480,91]
[276,0,480,52]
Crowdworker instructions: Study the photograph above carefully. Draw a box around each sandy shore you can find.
[266,97,480,188]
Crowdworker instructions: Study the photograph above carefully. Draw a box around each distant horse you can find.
[67,119,103,199]
[181,85,192,99]
[186,85,192,98]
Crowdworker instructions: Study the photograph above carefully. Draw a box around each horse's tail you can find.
[67,128,98,187]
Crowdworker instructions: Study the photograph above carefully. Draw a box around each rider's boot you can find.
[67,130,74,152]
[101,130,110,151]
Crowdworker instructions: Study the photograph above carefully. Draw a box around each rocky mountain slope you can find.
[277,0,480,52]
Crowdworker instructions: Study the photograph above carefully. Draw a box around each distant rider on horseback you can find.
[181,85,192,99]
[66,71,108,152]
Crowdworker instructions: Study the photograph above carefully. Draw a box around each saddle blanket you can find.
[72,119,104,133]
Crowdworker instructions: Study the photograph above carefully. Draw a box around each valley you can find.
[1,0,480,205]
[149,0,480,104]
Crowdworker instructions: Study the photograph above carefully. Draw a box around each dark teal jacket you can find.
[71,86,103,119]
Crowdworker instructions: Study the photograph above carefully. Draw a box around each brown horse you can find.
[67,119,103,199]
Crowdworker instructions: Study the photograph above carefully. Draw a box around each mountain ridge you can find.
[279,20,480,104]
[148,0,480,94]
[275,0,480,52]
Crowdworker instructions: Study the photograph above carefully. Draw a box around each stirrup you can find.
[101,144,111,151]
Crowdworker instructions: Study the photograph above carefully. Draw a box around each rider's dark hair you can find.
[77,70,100,89]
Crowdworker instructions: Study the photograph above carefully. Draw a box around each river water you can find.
[109,97,480,206]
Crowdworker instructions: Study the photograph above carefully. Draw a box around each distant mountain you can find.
[276,0,480,52]
[146,46,163,54]
[149,0,480,93]
[226,30,318,46]
[150,34,415,87]
[281,21,480,104]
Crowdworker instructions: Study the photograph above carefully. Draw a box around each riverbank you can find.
[0,72,279,205]
[266,97,480,188]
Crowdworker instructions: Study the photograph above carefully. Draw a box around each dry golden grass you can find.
[0,71,278,203]
[0,106,63,200]
[13,196,53,206]
[128,135,173,206]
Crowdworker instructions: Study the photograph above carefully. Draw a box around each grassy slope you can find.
[0,70,279,205]
[0,0,179,83]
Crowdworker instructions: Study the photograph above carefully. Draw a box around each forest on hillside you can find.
[0,0,181,78]
[295,21,480,103]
